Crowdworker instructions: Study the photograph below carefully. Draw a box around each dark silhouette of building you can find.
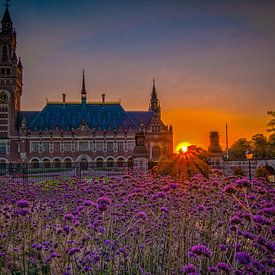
[208,131,222,153]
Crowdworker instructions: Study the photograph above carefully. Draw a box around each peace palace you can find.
[0,5,173,169]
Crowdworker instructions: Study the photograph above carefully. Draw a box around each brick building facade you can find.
[0,6,173,169]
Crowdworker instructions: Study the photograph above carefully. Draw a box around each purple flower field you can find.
[0,174,274,274]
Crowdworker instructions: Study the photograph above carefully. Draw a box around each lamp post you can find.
[245,149,253,182]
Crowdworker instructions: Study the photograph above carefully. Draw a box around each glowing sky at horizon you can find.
[7,0,275,149]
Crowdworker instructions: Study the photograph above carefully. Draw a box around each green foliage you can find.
[268,133,275,156]
[267,110,275,133]
[229,133,275,160]
[256,166,269,179]
[233,167,245,177]
[251,134,270,158]
[229,138,250,159]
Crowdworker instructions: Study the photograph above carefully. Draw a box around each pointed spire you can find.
[18,57,23,69]
[149,78,161,117]
[151,78,157,99]
[81,69,87,104]
[2,1,11,22]
[1,1,13,33]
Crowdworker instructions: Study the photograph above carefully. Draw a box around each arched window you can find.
[107,158,114,168]
[31,159,40,169]
[43,159,51,169]
[53,158,61,169]
[152,146,161,160]
[64,158,72,169]
[6,68,10,75]
[0,68,5,75]
[96,158,104,168]
[117,158,124,168]
[80,158,88,170]
[2,45,8,63]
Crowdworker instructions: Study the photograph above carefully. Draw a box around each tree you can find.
[267,111,275,133]
[268,133,275,157]
[229,138,250,159]
[251,134,270,158]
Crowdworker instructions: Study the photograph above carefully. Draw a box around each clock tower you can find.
[0,3,22,137]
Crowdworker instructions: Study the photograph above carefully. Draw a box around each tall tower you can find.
[0,3,23,137]
[149,78,161,117]
[208,131,222,153]
[81,69,87,105]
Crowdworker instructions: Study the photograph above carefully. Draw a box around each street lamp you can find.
[245,149,253,182]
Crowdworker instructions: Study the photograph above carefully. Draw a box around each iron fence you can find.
[0,161,133,182]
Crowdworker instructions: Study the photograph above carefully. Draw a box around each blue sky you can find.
[6,0,275,147]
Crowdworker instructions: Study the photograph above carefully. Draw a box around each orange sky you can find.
[162,108,268,151]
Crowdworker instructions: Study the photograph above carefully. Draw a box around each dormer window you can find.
[152,125,161,132]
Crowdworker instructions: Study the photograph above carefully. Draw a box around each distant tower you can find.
[0,3,23,137]
[208,131,222,153]
[149,78,161,117]
[81,69,87,104]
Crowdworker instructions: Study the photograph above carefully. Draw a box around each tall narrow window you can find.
[152,146,161,160]
[2,46,8,63]
[0,104,9,137]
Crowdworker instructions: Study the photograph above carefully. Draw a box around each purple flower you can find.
[97,196,112,211]
[160,207,169,213]
[253,215,271,225]
[16,199,29,208]
[235,178,251,189]
[223,184,237,194]
[217,262,231,272]
[49,252,61,259]
[64,213,74,221]
[136,211,148,220]
[67,247,80,256]
[208,266,218,272]
[84,200,93,206]
[190,244,212,257]
[105,239,111,246]
[64,225,71,234]
[235,252,251,265]
[181,263,197,273]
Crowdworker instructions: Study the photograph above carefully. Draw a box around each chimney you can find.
[62,93,66,103]
[102,93,105,103]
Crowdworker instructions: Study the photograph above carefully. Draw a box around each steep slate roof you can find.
[127,111,155,127]
[18,111,40,129]
[19,103,154,131]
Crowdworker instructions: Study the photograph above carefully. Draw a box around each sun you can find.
[176,142,191,153]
